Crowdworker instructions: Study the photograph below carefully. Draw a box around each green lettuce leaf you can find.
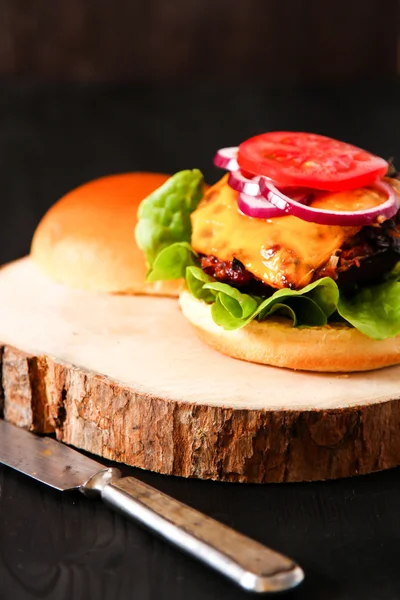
[186,266,216,303]
[135,169,204,269]
[204,281,259,319]
[146,242,198,281]
[338,278,400,340]
[268,297,327,327]
[201,275,338,330]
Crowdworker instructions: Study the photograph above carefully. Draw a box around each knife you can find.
[0,419,304,593]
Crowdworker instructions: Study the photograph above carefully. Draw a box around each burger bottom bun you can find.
[179,290,400,372]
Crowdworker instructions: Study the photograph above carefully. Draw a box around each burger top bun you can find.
[31,172,182,296]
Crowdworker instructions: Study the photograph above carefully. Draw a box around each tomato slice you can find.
[237,131,388,192]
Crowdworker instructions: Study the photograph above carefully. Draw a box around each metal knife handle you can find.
[82,469,303,593]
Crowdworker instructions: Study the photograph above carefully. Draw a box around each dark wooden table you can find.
[1,81,400,600]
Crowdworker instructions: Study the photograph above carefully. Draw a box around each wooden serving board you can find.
[1,258,400,483]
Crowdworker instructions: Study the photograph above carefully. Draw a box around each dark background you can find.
[1,2,400,599]
[0,0,398,82]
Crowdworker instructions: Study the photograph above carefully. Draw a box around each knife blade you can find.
[0,419,304,593]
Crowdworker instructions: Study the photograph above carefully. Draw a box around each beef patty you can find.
[200,213,400,296]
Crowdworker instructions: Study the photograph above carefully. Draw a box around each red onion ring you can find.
[228,170,262,196]
[259,178,398,226]
[237,192,285,219]
[213,147,239,171]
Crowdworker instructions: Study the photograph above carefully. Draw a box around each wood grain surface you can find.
[1,81,400,599]
[2,259,400,483]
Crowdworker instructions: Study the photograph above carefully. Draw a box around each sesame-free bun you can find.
[179,290,400,372]
[31,172,182,296]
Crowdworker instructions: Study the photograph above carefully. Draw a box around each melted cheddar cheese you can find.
[191,175,397,289]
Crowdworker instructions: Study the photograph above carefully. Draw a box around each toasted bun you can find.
[179,290,400,372]
[31,172,182,296]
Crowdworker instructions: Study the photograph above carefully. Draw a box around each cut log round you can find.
[1,258,400,483]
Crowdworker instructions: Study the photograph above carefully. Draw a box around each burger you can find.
[135,131,400,372]
[31,172,182,297]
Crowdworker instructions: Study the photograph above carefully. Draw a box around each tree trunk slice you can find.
[1,258,400,483]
